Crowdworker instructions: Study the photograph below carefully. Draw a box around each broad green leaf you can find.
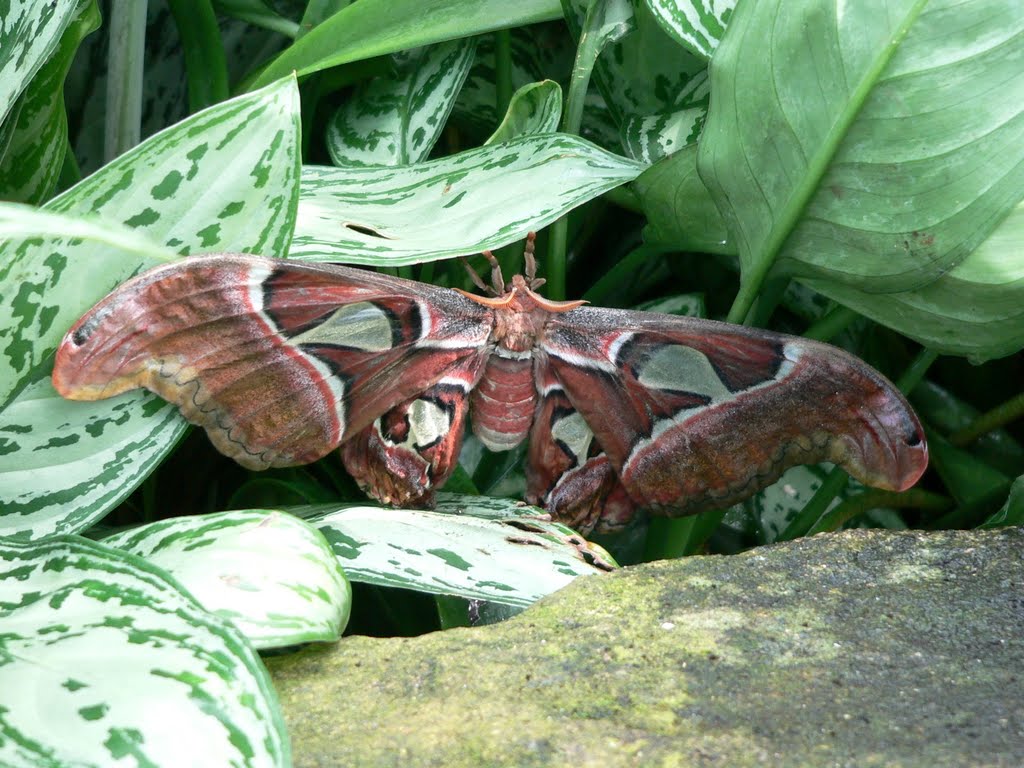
[485,80,563,145]
[0,77,301,541]
[802,200,1024,362]
[252,0,562,88]
[643,0,735,59]
[326,39,475,167]
[633,144,730,253]
[0,0,99,204]
[0,536,289,767]
[295,498,615,608]
[699,0,1024,320]
[292,133,645,265]
[0,0,79,128]
[981,475,1024,528]
[102,510,351,650]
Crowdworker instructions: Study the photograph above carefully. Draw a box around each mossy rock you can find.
[268,527,1024,767]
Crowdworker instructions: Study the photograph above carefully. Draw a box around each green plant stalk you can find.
[547,0,611,300]
[683,509,728,555]
[104,0,148,162]
[803,304,859,342]
[168,0,230,112]
[216,0,300,37]
[807,488,952,535]
[494,29,512,120]
[643,516,696,561]
[928,480,1014,530]
[777,467,850,541]
[745,275,789,327]
[895,348,939,393]
[950,391,1024,447]
[603,184,642,213]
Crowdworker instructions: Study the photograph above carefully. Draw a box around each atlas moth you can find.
[52,234,928,535]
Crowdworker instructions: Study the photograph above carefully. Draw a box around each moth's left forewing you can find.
[539,306,928,517]
[54,255,494,473]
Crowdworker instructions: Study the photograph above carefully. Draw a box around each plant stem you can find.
[807,488,952,535]
[950,391,1024,447]
[803,304,858,342]
[494,29,512,120]
[168,0,230,112]
[896,348,938,394]
[104,0,147,162]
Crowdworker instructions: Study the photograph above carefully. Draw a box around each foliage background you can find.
[0,0,1022,765]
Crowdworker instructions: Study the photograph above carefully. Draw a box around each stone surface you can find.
[267,527,1024,767]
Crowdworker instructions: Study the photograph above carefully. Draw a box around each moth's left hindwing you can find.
[53,255,492,474]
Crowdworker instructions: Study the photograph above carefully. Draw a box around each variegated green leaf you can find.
[0,536,289,767]
[326,39,475,167]
[0,377,181,542]
[0,203,177,260]
[621,106,705,165]
[0,0,80,128]
[699,0,1024,321]
[432,492,549,520]
[0,212,169,532]
[643,0,735,59]
[0,77,301,542]
[295,498,615,607]
[453,25,571,137]
[293,133,645,265]
[635,292,706,317]
[485,80,562,145]
[563,0,709,130]
[102,510,351,650]
[743,464,847,544]
[0,1,99,203]
[68,6,282,175]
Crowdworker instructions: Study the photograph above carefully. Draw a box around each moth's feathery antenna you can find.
[523,232,545,290]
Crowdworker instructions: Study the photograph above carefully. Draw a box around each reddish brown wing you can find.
[53,254,493,470]
[537,306,928,517]
[525,363,636,534]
